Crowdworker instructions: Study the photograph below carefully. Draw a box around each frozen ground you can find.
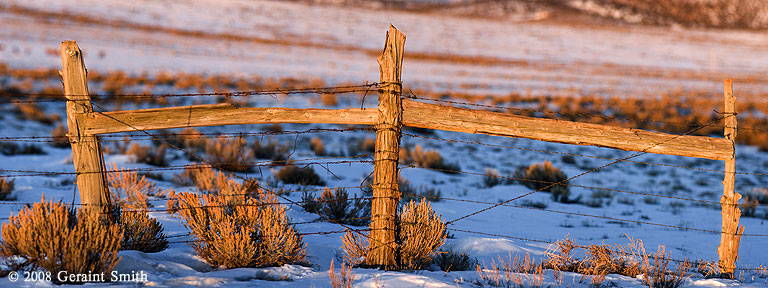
[1,0,768,287]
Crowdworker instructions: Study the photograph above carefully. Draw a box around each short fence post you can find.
[60,41,113,218]
[717,78,743,275]
[368,25,405,269]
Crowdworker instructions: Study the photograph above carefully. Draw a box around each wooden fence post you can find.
[367,25,405,268]
[717,78,743,275]
[60,41,113,217]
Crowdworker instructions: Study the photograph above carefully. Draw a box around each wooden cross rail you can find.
[60,25,740,273]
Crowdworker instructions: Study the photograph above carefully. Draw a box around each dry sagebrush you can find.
[0,197,122,283]
[475,253,544,288]
[342,199,446,270]
[302,187,370,226]
[0,179,14,200]
[113,207,168,253]
[173,191,305,268]
[204,136,252,172]
[107,163,167,209]
[516,161,571,203]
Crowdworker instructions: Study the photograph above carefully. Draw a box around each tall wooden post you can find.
[367,25,405,268]
[717,78,743,275]
[60,41,112,217]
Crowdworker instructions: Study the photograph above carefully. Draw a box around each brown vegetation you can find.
[113,207,168,253]
[126,143,168,166]
[515,161,571,203]
[475,253,544,288]
[0,179,14,200]
[50,123,70,148]
[204,136,252,172]
[400,145,461,173]
[0,197,122,283]
[13,103,60,125]
[107,163,166,209]
[329,260,355,288]
[275,165,326,186]
[301,187,369,226]
[173,191,305,268]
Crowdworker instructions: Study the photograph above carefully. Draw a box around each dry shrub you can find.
[50,123,70,148]
[0,197,122,283]
[173,191,305,268]
[321,93,339,107]
[275,165,326,186]
[0,142,45,156]
[484,168,504,188]
[400,145,461,173]
[171,166,258,202]
[329,259,355,288]
[13,103,59,125]
[310,137,326,156]
[347,137,376,156]
[126,143,168,166]
[302,187,369,226]
[516,161,571,203]
[0,179,14,200]
[107,163,166,209]
[398,199,447,270]
[253,138,291,162]
[627,236,691,288]
[204,137,252,172]
[341,199,446,270]
[399,177,442,203]
[434,249,478,272]
[475,253,544,288]
[113,207,168,253]
[581,0,768,29]
[174,128,207,151]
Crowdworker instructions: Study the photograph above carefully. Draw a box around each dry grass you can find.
[113,206,168,253]
[107,163,166,209]
[173,191,305,268]
[204,136,253,172]
[0,179,14,200]
[126,143,168,166]
[515,161,571,203]
[0,196,122,283]
[627,236,691,288]
[171,165,258,197]
[341,229,369,266]
[301,187,369,226]
[434,249,478,272]
[475,253,544,288]
[329,259,355,288]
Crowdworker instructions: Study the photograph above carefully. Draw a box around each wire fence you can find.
[1,82,766,275]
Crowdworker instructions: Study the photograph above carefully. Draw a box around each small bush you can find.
[347,137,376,156]
[320,93,338,107]
[0,142,45,156]
[644,196,660,205]
[172,165,257,197]
[173,191,306,268]
[310,137,326,156]
[483,168,504,188]
[0,197,122,283]
[173,128,207,151]
[741,196,759,217]
[204,137,252,172]
[107,163,166,209]
[253,138,290,162]
[127,143,168,166]
[401,145,460,173]
[518,200,547,209]
[50,123,70,148]
[275,165,326,186]
[113,207,168,253]
[627,237,691,288]
[515,161,570,202]
[341,199,446,270]
[301,187,369,226]
[13,103,59,125]
[0,179,14,200]
[434,249,477,272]
[399,178,442,203]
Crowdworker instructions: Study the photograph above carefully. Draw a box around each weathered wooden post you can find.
[60,41,113,217]
[717,78,743,275]
[367,25,405,268]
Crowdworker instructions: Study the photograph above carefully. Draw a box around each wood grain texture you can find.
[60,41,112,216]
[84,103,378,135]
[368,25,405,268]
[718,78,743,274]
[401,100,732,160]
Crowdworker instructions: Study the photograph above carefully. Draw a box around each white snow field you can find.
[1,0,767,287]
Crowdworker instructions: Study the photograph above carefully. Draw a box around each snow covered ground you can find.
[1,0,768,287]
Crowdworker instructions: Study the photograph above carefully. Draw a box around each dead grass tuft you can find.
[475,253,544,288]
[329,259,355,288]
[0,196,122,283]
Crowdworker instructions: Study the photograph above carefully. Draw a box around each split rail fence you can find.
[56,25,744,273]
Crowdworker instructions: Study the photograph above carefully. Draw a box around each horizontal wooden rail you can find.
[401,100,732,161]
[84,103,378,135]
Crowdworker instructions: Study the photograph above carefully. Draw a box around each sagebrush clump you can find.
[173,190,305,268]
[112,206,168,253]
[204,137,252,172]
[400,145,461,173]
[0,179,14,200]
[127,143,168,166]
[342,199,446,270]
[275,165,326,186]
[0,197,122,283]
[107,163,166,209]
[302,187,370,226]
[516,161,571,203]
